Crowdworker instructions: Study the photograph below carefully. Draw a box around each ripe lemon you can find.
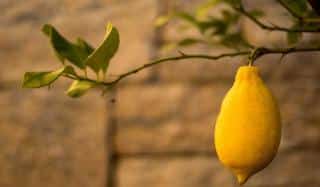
[214,65,281,185]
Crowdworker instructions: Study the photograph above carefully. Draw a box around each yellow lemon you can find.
[214,65,281,185]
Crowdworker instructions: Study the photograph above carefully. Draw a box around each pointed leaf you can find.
[76,38,95,55]
[281,0,308,17]
[223,0,241,6]
[287,32,302,45]
[155,15,172,27]
[196,0,219,19]
[64,65,78,76]
[178,38,202,46]
[42,24,95,69]
[249,9,265,18]
[287,23,303,45]
[220,33,252,49]
[85,23,120,73]
[66,80,96,98]
[23,67,67,88]
[175,12,199,27]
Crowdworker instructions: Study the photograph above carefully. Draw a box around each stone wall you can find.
[0,1,319,187]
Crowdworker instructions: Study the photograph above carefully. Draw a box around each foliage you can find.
[23,66,76,88]
[23,23,119,97]
[22,0,320,98]
[85,23,119,74]
[156,0,320,49]
[155,1,254,50]
[42,24,94,69]
[66,80,96,98]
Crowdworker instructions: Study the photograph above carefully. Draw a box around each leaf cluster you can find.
[156,0,320,49]
[22,23,120,98]
[283,0,320,45]
[155,0,257,51]
[22,0,320,98]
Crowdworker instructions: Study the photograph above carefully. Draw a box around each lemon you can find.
[214,65,281,185]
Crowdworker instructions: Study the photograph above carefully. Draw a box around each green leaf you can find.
[64,65,78,76]
[199,19,228,35]
[42,24,95,69]
[287,23,303,45]
[178,38,202,46]
[175,12,200,28]
[22,66,72,88]
[197,10,239,35]
[85,23,120,74]
[155,15,172,27]
[299,21,320,30]
[160,42,178,52]
[249,9,265,18]
[221,9,240,23]
[160,12,204,34]
[220,33,252,49]
[281,0,308,17]
[196,0,219,19]
[223,0,241,6]
[66,80,96,98]
[287,32,302,45]
[76,38,95,56]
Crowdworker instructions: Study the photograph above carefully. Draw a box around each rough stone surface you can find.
[0,89,106,187]
[0,0,156,187]
[114,75,320,154]
[115,83,227,154]
[117,157,234,187]
[117,151,320,187]
[247,150,320,187]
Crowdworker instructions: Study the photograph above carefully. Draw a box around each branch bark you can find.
[276,0,304,20]
[234,5,320,33]
[276,0,320,23]
[62,46,320,87]
[250,46,320,64]
[63,51,250,86]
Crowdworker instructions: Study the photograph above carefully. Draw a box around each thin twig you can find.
[111,52,250,84]
[62,46,320,87]
[276,0,303,21]
[63,51,251,86]
[276,0,320,23]
[234,5,320,33]
[251,46,320,63]
[303,17,320,23]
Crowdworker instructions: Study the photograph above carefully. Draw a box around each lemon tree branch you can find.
[61,46,320,87]
[62,51,251,86]
[22,18,320,97]
[276,0,320,23]
[250,46,320,64]
[234,5,320,33]
[276,0,304,21]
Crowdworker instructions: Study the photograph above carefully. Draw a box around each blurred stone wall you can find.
[0,0,319,187]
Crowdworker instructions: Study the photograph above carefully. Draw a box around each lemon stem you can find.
[248,48,258,66]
